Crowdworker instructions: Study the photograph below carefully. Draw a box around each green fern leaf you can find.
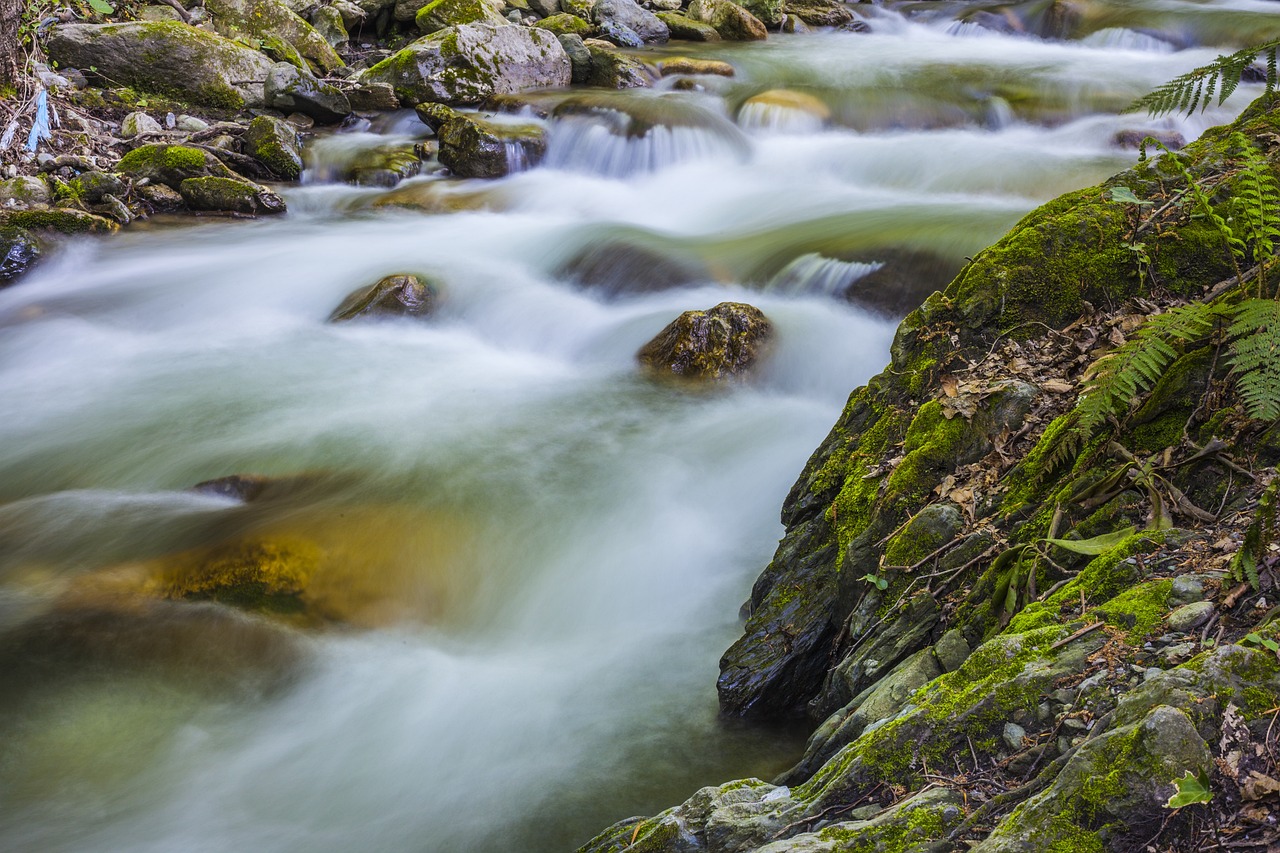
[1128,39,1280,116]
[1228,300,1280,421]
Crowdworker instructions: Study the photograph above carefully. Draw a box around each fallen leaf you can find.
[1242,771,1280,801]
[940,375,958,398]
[1042,379,1074,393]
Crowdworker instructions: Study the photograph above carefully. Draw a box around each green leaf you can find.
[1108,186,1152,206]
[1165,770,1212,809]
[88,0,115,13]
[1043,526,1138,555]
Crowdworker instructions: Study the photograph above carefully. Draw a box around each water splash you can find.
[765,254,884,299]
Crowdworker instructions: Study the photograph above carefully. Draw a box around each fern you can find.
[1073,304,1220,435]
[1143,138,1245,264]
[1228,133,1280,272]
[1231,479,1278,589]
[1129,39,1280,117]
[1228,299,1280,421]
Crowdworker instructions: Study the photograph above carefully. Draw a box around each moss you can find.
[1093,579,1172,641]
[117,143,209,175]
[1,208,119,235]
[815,799,952,852]
[885,400,970,505]
[153,538,320,613]
[824,401,909,566]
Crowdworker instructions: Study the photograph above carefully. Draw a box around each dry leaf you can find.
[940,375,958,398]
[1108,327,1127,347]
[1242,771,1280,801]
[1042,379,1074,393]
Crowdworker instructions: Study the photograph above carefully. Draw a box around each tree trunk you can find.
[0,0,23,94]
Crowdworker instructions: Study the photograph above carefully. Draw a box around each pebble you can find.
[1002,722,1027,751]
[1170,574,1205,605]
[1161,642,1196,664]
[1062,717,1088,731]
[176,115,210,132]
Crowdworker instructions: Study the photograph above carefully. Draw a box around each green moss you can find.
[885,400,970,505]
[824,398,909,566]
[117,143,208,175]
[1093,579,1172,641]
[1,208,118,235]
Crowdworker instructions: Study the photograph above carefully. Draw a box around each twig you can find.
[1049,621,1104,651]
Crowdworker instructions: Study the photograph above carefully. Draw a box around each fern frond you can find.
[1073,304,1220,436]
[1227,299,1280,421]
[1128,39,1280,116]
[1229,133,1280,270]
[1232,480,1278,589]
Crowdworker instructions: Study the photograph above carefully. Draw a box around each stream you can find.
[2,1,1278,851]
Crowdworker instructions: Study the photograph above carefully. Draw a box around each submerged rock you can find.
[46,21,273,109]
[556,238,707,296]
[360,23,571,106]
[637,302,773,381]
[328,273,441,321]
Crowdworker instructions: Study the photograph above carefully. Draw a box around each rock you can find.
[243,115,304,180]
[136,182,186,209]
[344,144,424,186]
[560,0,594,18]
[658,57,734,77]
[637,302,773,381]
[46,21,275,109]
[557,34,592,84]
[176,115,211,132]
[116,143,236,189]
[739,0,780,27]
[67,170,127,204]
[1168,601,1214,633]
[1170,574,1205,605]
[594,20,644,47]
[533,12,596,36]
[360,24,571,106]
[882,502,963,567]
[0,176,53,206]
[1002,721,1027,751]
[585,43,657,88]
[265,62,353,124]
[120,110,164,139]
[556,239,706,296]
[332,0,368,28]
[933,628,971,672]
[685,0,767,40]
[192,474,275,501]
[1,209,120,237]
[139,5,184,21]
[1113,129,1186,150]
[738,88,830,132]
[527,0,559,15]
[655,11,722,41]
[310,4,350,46]
[782,0,851,27]
[592,0,669,44]
[0,228,41,285]
[204,0,344,73]
[328,273,441,321]
[178,176,288,215]
[346,81,401,111]
[415,0,508,32]
[421,107,547,178]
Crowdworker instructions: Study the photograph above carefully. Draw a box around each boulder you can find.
[0,176,53,206]
[346,80,401,111]
[739,0,780,27]
[415,0,507,32]
[0,208,119,235]
[591,0,669,43]
[360,24,571,106]
[658,57,734,76]
[782,0,852,27]
[655,11,721,41]
[637,302,773,381]
[328,273,441,321]
[556,238,707,296]
[685,0,767,39]
[737,88,830,132]
[243,115,304,180]
[419,106,547,178]
[204,0,344,73]
[584,43,656,88]
[558,33,592,84]
[115,143,237,189]
[265,62,353,124]
[120,111,164,139]
[65,171,127,204]
[310,4,350,47]
[178,176,288,215]
[533,12,596,36]
[46,22,274,109]
[0,228,41,285]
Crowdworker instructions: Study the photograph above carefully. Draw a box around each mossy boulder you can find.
[781,0,852,27]
[59,170,127,205]
[533,12,596,36]
[584,43,657,89]
[656,11,722,41]
[686,0,768,40]
[414,0,507,32]
[265,62,352,124]
[178,176,287,215]
[0,176,53,207]
[205,0,344,73]
[310,4,350,47]
[0,208,120,235]
[328,273,441,321]
[116,143,237,189]
[243,115,304,181]
[658,57,735,77]
[637,302,773,382]
[738,0,781,27]
[419,105,547,178]
[359,23,571,106]
[1,227,41,285]
[46,21,274,110]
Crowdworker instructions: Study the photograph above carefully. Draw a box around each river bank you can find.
[2,2,1280,852]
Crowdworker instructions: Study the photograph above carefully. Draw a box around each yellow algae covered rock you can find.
[150,538,322,614]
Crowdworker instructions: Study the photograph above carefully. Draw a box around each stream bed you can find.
[2,2,1278,851]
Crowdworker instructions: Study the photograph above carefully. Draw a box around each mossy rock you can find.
[153,538,322,614]
[205,0,344,73]
[46,21,274,110]
[116,143,236,189]
[782,0,853,27]
[328,273,441,321]
[637,301,773,382]
[533,12,596,36]
[243,115,304,181]
[685,0,768,40]
[178,176,288,215]
[0,176,53,207]
[415,0,507,33]
[657,57,735,77]
[0,208,120,235]
[433,111,547,178]
[265,62,352,125]
[655,11,722,41]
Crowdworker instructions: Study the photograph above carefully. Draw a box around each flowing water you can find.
[2,2,1278,851]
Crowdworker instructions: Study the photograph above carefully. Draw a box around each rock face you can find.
[46,22,274,109]
[359,23,571,106]
[328,273,441,321]
[637,302,773,381]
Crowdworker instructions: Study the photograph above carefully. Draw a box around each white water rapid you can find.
[2,2,1278,851]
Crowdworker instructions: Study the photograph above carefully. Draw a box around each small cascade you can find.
[1082,27,1177,53]
[766,254,885,299]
